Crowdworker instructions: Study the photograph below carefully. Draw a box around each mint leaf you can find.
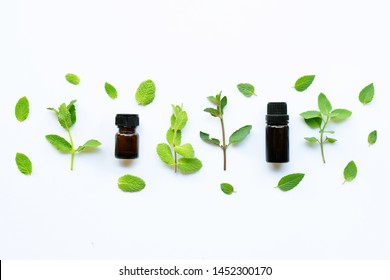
[177,157,202,173]
[57,103,72,130]
[118,174,145,192]
[45,134,72,152]
[359,83,374,105]
[65,73,80,85]
[67,100,77,126]
[330,109,352,122]
[174,143,194,158]
[294,75,315,92]
[229,125,252,145]
[220,183,234,195]
[304,117,322,129]
[15,153,32,175]
[204,108,220,117]
[368,130,377,146]
[220,96,227,112]
[199,131,220,146]
[105,82,118,99]
[166,129,182,146]
[207,96,218,104]
[276,173,305,191]
[300,110,321,119]
[304,137,318,143]
[237,83,256,97]
[174,111,188,130]
[318,93,332,115]
[77,139,101,152]
[343,160,357,183]
[325,137,337,143]
[15,96,30,122]
[156,143,174,165]
[135,79,156,105]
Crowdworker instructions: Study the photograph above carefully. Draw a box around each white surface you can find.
[1,0,389,259]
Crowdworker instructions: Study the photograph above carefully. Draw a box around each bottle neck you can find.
[118,126,136,134]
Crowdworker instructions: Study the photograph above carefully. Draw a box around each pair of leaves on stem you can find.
[156,105,202,174]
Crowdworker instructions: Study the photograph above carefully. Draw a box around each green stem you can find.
[319,116,330,164]
[220,117,227,171]
[172,129,178,173]
[67,128,75,171]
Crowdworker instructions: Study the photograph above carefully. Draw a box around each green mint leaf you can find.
[57,103,72,130]
[304,117,322,129]
[65,73,80,85]
[325,137,337,143]
[177,157,202,173]
[166,129,182,146]
[45,134,72,152]
[207,96,218,105]
[105,82,118,99]
[318,93,332,116]
[304,137,318,143]
[67,100,77,127]
[47,107,59,114]
[77,139,101,152]
[359,83,374,105]
[156,143,174,165]
[300,110,321,119]
[237,83,255,97]
[15,153,32,175]
[204,108,220,117]
[199,131,220,146]
[174,143,194,158]
[330,109,352,122]
[276,173,305,191]
[220,96,227,112]
[118,174,146,192]
[343,160,357,183]
[294,75,315,92]
[220,183,234,195]
[229,125,252,145]
[135,79,156,105]
[174,111,188,130]
[368,130,377,146]
[15,96,30,122]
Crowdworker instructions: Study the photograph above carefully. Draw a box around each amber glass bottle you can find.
[115,114,139,159]
[266,102,289,163]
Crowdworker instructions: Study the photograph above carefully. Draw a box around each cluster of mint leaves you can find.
[156,104,202,174]
[200,92,252,171]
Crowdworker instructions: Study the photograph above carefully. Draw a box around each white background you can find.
[1,0,389,259]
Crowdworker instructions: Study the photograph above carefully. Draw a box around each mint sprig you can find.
[200,91,252,170]
[300,93,351,163]
[46,100,101,170]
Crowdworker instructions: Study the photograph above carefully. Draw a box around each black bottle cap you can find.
[116,114,139,127]
[266,102,289,124]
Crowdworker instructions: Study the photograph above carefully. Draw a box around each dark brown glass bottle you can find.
[115,114,139,159]
[266,102,289,163]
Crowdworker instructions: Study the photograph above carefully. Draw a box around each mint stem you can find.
[319,116,330,164]
[67,128,75,171]
[220,117,227,171]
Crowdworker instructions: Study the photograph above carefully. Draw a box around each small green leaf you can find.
[304,117,322,128]
[207,96,218,104]
[47,107,59,114]
[368,130,377,146]
[174,143,194,158]
[199,131,220,146]
[135,79,156,105]
[166,129,182,146]
[325,137,337,143]
[229,125,252,145]
[57,103,72,130]
[15,96,30,122]
[359,83,374,105]
[174,111,188,130]
[77,139,101,152]
[220,183,234,195]
[300,110,321,120]
[67,100,77,127]
[118,174,145,192]
[220,96,227,111]
[105,82,118,99]
[204,108,220,117]
[15,153,32,175]
[45,134,72,152]
[304,137,318,143]
[237,83,256,97]
[343,160,357,183]
[156,143,174,165]
[276,173,305,191]
[318,93,332,115]
[330,109,352,122]
[65,73,80,85]
[294,75,315,92]
[177,157,202,173]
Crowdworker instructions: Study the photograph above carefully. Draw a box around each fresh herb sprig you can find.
[46,100,101,170]
[156,104,202,174]
[200,91,252,170]
[300,93,351,163]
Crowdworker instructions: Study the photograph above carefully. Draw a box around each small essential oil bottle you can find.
[115,114,139,159]
[266,102,289,163]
